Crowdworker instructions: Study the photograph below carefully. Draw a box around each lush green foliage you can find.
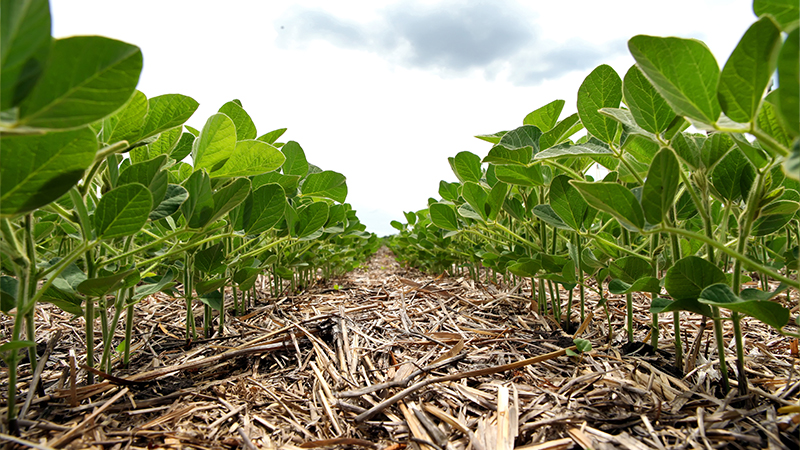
[390,0,799,400]
[0,0,379,431]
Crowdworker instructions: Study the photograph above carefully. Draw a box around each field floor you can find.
[3,247,799,449]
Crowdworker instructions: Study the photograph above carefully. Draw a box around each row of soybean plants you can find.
[390,0,799,401]
[0,0,379,432]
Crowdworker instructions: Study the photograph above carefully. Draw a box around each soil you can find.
[1,247,799,449]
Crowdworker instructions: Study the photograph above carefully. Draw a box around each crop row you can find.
[389,0,799,408]
[0,0,380,433]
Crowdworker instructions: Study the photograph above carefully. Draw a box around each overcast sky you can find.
[52,0,757,236]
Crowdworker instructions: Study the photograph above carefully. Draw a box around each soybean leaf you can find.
[494,164,544,186]
[752,212,795,235]
[712,147,756,203]
[718,17,782,123]
[731,133,769,169]
[219,100,256,140]
[599,107,657,141]
[503,197,526,221]
[118,154,169,207]
[571,181,645,231]
[253,171,300,195]
[577,64,623,144]
[524,99,564,131]
[698,283,790,330]
[430,202,460,231]
[623,65,677,134]
[301,170,347,203]
[741,283,790,301]
[181,170,214,229]
[211,140,286,178]
[209,178,251,226]
[508,258,541,278]
[281,141,309,177]
[665,255,726,300]
[701,132,735,170]
[243,183,287,234]
[94,183,152,239]
[196,285,224,304]
[193,113,236,173]
[535,138,613,161]
[449,151,482,183]
[77,268,140,298]
[168,161,193,184]
[753,0,799,31]
[641,148,680,224]
[540,113,583,150]
[474,130,507,144]
[550,174,588,231]
[257,128,287,145]
[138,94,199,141]
[775,28,798,136]
[195,243,225,274]
[608,277,661,294]
[439,181,460,201]
[628,35,720,125]
[293,202,329,239]
[18,36,142,129]
[0,127,96,217]
[783,141,799,181]
[483,145,532,165]
[0,0,51,110]
[671,132,704,169]
[104,90,147,144]
[532,204,571,230]
[170,132,195,162]
[498,125,542,152]
[487,182,507,221]
[0,276,18,313]
[132,268,175,300]
[609,255,655,283]
[149,184,188,221]
[461,181,489,222]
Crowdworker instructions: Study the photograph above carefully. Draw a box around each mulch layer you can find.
[1,247,799,449]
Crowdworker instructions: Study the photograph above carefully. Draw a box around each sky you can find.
[51,0,758,237]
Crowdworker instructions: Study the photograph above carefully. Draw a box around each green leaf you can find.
[540,114,584,151]
[508,258,541,278]
[574,338,592,353]
[0,127,96,217]
[439,181,460,201]
[0,276,18,313]
[137,94,198,141]
[494,164,544,186]
[775,28,799,136]
[571,181,645,231]
[429,202,460,231]
[94,183,152,239]
[628,35,720,125]
[149,184,188,221]
[534,138,613,161]
[209,178,251,226]
[0,341,36,353]
[652,297,713,317]
[753,0,799,31]
[301,170,347,203]
[698,283,790,330]
[193,113,236,173]
[503,196,526,221]
[752,212,795,235]
[243,183,286,234]
[461,181,489,221]
[196,285,224,305]
[0,0,51,110]
[531,204,571,230]
[449,151,482,183]
[170,132,195,162]
[211,139,286,178]
[102,91,147,145]
[483,145,532,165]
[219,100,256,140]
[257,128,287,145]
[524,100,564,131]
[133,269,175,300]
[550,174,588,231]
[17,36,142,129]
[252,171,300,195]
[77,268,139,298]
[642,148,680,224]
[487,182,507,221]
[718,17,782,123]
[701,132,735,170]
[623,65,676,134]
[670,132,704,169]
[118,154,169,206]
[181,170,214,229]
[664,255,726,300]
[281,141,309,177]
[498,125,542,152]
[577,64,622,144]
[712,147,756,203]
[293,202,329,239]
[608,277,661,295]
[195,243,226,274]
[608,255,655,283]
